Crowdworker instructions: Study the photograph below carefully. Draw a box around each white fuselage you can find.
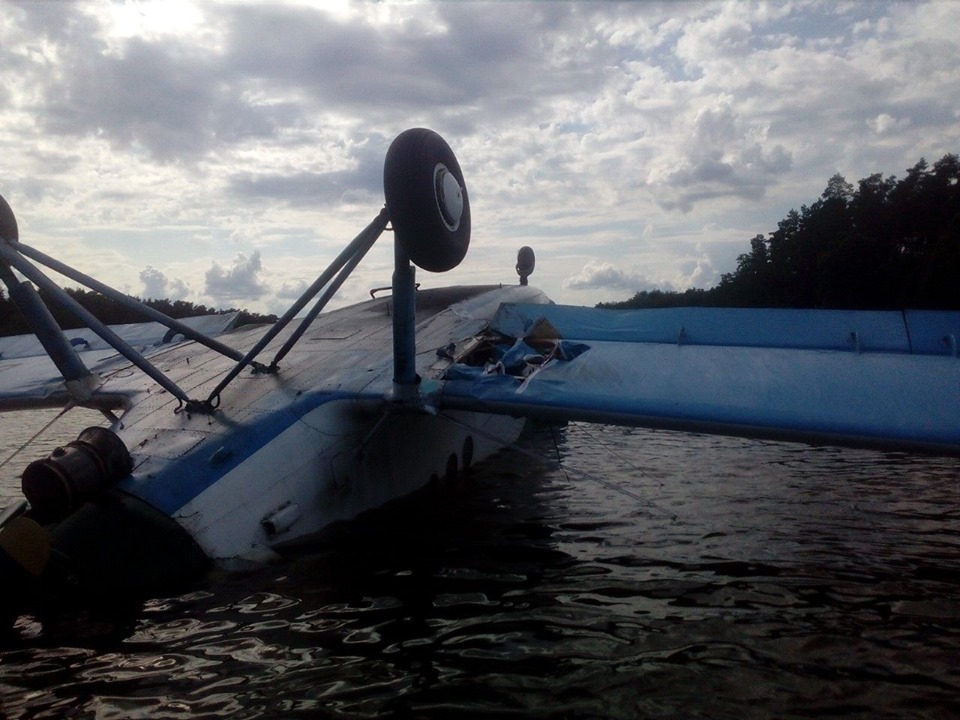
[109,285,549,565]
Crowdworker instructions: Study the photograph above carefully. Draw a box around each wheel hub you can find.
[434,164,463,231]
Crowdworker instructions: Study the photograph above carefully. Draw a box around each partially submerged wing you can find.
[437,304,960,456]
[0,313,239,411]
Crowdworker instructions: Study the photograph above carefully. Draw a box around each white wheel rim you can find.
[434,164,463,231]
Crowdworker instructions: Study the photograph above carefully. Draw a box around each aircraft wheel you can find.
[384,128,471,272]
[0,193,18,241]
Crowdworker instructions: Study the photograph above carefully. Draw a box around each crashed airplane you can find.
[1,128,958,633]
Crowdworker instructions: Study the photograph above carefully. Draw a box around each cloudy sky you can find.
[2,1,958,315]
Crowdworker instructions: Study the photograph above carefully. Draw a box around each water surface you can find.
[1,410,958,718]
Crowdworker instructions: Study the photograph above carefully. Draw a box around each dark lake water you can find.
[1,410,959,718]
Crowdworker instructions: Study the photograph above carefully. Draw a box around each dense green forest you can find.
[601,153,960,310]
[0,286,276,337]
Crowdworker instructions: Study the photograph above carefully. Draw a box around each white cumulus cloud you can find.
[139,266,189,301]
[204,250,269,303]
[869,113,911,135]
[563,261,668,293]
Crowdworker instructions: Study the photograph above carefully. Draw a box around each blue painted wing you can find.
[437,304,960,455]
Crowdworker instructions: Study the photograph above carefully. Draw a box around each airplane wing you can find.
[0,313,239,411]
[436,303,960,456]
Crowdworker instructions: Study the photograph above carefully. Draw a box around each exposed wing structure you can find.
[437,303,960,455]
[0,313,239,411]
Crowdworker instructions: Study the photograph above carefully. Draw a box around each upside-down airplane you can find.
[1,129,958,632]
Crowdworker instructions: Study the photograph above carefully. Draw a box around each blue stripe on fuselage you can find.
[117,390,382,515]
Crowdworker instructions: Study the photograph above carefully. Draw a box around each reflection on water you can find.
[1,412,959,718]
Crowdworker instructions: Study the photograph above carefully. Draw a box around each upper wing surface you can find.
[0,313,239,411]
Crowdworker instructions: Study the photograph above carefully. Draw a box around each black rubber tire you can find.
[0,193,18,242]
[383,128,471,273]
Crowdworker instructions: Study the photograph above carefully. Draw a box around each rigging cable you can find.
[548,423,571,483]
[0,404,73,477]
[571,422,667,490]
[437,411,676,520]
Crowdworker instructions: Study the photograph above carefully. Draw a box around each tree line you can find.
[0,286,277,337]
[601,153,960,310]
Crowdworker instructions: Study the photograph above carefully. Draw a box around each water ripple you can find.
[2,420,959,718]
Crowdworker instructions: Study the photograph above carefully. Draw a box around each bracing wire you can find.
[0,403,73,475]
[438,411,677,520]
[548,423,571,483]
[572,422,667,490]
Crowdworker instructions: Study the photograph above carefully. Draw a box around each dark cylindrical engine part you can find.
[21,427,133,524]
